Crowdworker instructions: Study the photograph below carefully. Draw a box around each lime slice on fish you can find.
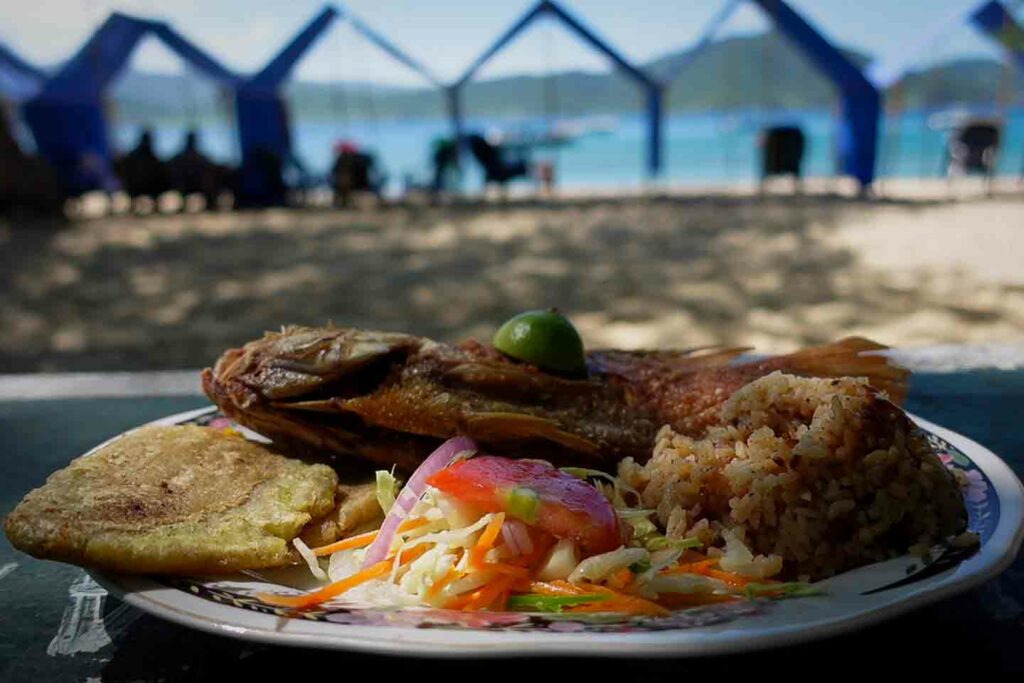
[493,309,586,376]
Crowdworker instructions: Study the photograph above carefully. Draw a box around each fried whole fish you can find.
[202,326,908,472]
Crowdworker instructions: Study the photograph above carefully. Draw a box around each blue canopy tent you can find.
[450,0,663,180]
[0,40,46,104]
[22,12,239,195]
[867,1,1023,181]
[971,1,1024,70]
[870,0,1024,89]
[660,0,881,191]
[235,4,441,206]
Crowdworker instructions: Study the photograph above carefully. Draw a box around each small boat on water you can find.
[489,115,621,150]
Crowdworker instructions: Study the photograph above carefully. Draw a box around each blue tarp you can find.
[662,1,880,188]
[452,0,662,177]
[970,1,1024,72]
[871,1,1023,88]
[235,7,338,205]
[750,0,880,189]
[0,40,45,103]
[235,4,439,205]
[23,12,238,195]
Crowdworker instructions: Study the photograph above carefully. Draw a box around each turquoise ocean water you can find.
[114,107,1024,193]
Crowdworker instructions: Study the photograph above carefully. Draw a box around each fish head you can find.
[208,325,424,403]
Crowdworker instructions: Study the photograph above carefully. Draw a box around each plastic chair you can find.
[467,134,529,190]
[759,126,805,193]
[946,119,1001,195]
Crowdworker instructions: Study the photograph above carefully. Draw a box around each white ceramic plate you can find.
[89,406,1024,658]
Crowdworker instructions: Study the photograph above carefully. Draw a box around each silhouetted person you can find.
[115,129,169,211]
[168,130,225,210]
[257,147,287,207]
[467,133,529,194]
[430,137,460,196]
[330,140,382,207]
[0,111,62,216]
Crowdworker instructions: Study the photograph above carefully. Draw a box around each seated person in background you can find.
[945,119,1001,185]
[430,136,460,195]
[0,112,63,215]
[467,133,530,192]
[330,140,383,207]
[758,125,805,193]
[115,129,170,209]
[167,130,227,210]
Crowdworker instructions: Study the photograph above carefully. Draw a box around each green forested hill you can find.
[110,31,1023,122]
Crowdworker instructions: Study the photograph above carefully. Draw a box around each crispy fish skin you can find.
[4,425,338,574]
[203,326,909,471]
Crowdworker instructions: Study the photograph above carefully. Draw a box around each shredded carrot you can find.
[469,512,505,568]
[256,560,391,609]
[704,569,761,587]
[662,559,769,588]
[509,577,534,593]
[310,529,377,557]
[310,517,430,557]
[684,565,757,589]
[480,562,530,579]
[606,567,634,590]
[426,567,460,600]
[394,543,430,567]
[462,587,493,611]
[259,537,430,610]
[573,582,671,617]
[661,559,718,575]
[493,587,512,612]
[397,516,430,534]
[465,575,515,611]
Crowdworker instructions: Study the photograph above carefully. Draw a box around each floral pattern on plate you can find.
[148,409,998,633]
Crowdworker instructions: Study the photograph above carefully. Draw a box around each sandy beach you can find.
[1,183,1023,373]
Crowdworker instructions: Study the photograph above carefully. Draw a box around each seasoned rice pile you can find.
[619,372,967,580]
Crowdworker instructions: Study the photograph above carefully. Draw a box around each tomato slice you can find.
[426,456,621,554]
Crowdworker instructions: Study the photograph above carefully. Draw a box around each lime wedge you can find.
[492,309,586,375]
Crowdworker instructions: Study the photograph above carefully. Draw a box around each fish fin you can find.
[767,337,910,404]
[464,412,600,455]
[443,362,595,397]
[272,399,344,413]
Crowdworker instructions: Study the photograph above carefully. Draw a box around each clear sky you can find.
[0,0,1013,85]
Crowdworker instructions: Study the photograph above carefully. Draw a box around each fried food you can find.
[202,325,908,471]
[4,425,338,574]
[297,481,383,547]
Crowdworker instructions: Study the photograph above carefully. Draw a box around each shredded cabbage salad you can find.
[259,439,820,615]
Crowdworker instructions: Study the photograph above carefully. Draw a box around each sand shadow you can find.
[0,193,1018,372]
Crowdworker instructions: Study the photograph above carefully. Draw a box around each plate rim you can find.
[88,407,1024,658]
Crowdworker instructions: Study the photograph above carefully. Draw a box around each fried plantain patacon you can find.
[4,425,339,574]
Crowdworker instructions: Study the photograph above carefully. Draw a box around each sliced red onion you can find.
[361,437,478,568]
[501,521,522,555]
[500,518,533,556]
[511,520,533,555]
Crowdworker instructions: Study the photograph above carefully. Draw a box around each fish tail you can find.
[767,337,909,404]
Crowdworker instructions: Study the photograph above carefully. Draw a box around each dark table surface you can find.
[2,369,1023,679]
